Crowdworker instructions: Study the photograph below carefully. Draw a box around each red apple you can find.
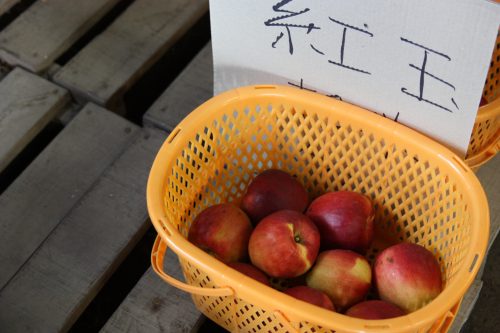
[228,262,271,286]
[284,286,336,311]
[345,300,406,319]
[241,169,309,224]
[374,242,443,313]
[306,250,372,311]
[306,191,374,254]
[188,203,252,263]
[248,210,320,278]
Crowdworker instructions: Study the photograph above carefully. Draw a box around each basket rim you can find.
[477,95,500,119]
[465,134,500,168]
[147,85,490,332]
[466,97,500,168]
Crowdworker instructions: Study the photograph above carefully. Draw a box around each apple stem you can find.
[294,235,302,243]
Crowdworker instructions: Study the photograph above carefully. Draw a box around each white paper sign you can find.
[209,0,500,157]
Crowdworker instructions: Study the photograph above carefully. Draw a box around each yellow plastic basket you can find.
[147,85,489,333]
[465,31,500,169]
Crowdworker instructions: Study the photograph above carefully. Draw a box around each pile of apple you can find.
[188,169,443,319]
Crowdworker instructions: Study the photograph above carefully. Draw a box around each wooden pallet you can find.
[0,67,69,173]
[102,44,215,333]
[0,0,208,110]
[101,263,201,333]
[0,0,121,73]
[0,2,497,333]
[0,126,167,332]
[143,42,213,132]
[53,0,208,109]
[0,103,139,291]
[0,2,208,331]
[0,0,19,16]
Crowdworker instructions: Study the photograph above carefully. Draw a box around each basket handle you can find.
[151,235,234,297]
[152,235,302,332]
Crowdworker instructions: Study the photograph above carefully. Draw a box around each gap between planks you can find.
[0,128,168,332]
[0,0,121,72]
[54,0,208,108]
[0,0,20,16]
[143,42,213,132]
[0,103,138,291]
[0,67,70,173]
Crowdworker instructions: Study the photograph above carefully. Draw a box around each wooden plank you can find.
[101,44,214,333]
[54,0,208,107]
[143,42,213,132]
[0,128,168,332]
[0,0,20,16]
[0,0,120,72]
[0,60,9,81]
[449,280,483,333]
[0,103,139,290]
[102,276,483,333]
[475,154,500,251]
[0,67,70,172]
[101,267,201,332]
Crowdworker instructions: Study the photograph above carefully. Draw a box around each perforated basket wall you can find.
[148,86,488,333]
[466,31,500,168]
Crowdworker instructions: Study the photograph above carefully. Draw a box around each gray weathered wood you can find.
[54,0,208,108]
[0,0,120,72]
[0,103,138,290]
[143,42,213,132]
[476,154,500,251]
[100,43,214,333]
[0,128,168,332]
[449,280,483,333]
[100,266,201,333]
[0,67,70,172]
[0,60,9,81]
[0,0,19,16]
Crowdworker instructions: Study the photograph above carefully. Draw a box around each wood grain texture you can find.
[100,266,201,333]
[100,43,214,333]
[0,0,20,16]
[0,0,120,72]
[0,103,138,290]
[143,42,213,132]
[0,128,167,332]
[0,67,70,172]
[54,0,208,107]
[0,60,9,81]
